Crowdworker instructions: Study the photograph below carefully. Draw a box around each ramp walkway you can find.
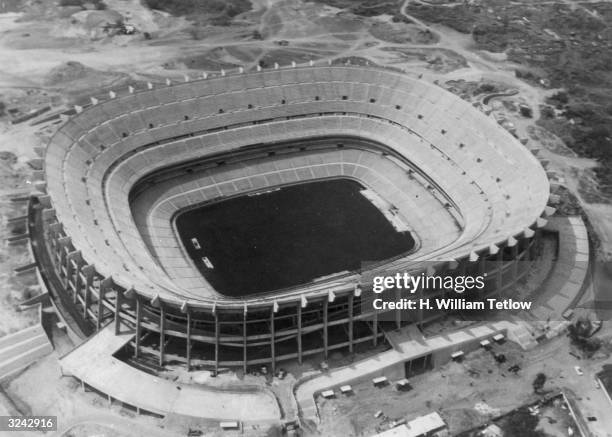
[60,325,281,422]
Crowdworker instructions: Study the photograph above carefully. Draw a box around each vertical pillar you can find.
[134,298,141,359]
[114,289,123,335]
[81,265,94,316]
[186,309,192,371]
[57,236,71,285]
[297,302,303,365]
[55,244,62,267]
[66,251,80,292]
[48,223,62,246]
[242,312,247,374]
[159,303,165,366]
[531,229,541,259]
[323,299,328,359]
[270,307,276,374]
[348,293,354,354]
[214,310,219,375]
[97,277,111,331]
[478,252,486,275]
[372,305,378,346]
[48,224,62,263]
[59,237,69,262]
[73,256,85,301]
[496,248,504,292]
[511,242,519,280]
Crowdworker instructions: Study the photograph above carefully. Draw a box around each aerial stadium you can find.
[28,64,551,379]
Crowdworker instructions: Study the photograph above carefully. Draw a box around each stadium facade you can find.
[29,65,551,373]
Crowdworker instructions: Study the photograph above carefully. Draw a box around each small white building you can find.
[481,423,503,437]
[407,412,446,436]
[372,412,447,437]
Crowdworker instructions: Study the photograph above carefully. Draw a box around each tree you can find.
[541,106,555,119]
[504,409,544,437]
[550,91,569,105]
[533,373,546,393]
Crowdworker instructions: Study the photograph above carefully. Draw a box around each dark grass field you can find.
[143,0,252,26]
[176,179,414,296]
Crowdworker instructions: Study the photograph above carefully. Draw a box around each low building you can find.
[373,412,447,437]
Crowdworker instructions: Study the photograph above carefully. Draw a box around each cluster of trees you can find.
[504,409,546,437]
[144,0,252,26]
[568,319,603,357]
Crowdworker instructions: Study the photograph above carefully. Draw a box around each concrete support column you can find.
[40,206,56,223]
[159,304,165,367]
[73,255,85,301]
[66,250,81,292]
[54,243,62,266]
[348,294,354,354]
[478,252,486,275]
[242,313,247,374]
[270,308,276,374]
[297,302,303,365]
[57,236,71,285]
[531,229,541,259]
[81,265,95,313]
[134,298,142,359]
[58,236,70,264]
[323,299,328,359]
[48,223,62,242]
[98,277,112,331]
[511,243,519,280]
[114,289,123,335]
[214,311,220,375]
[47,223,61,261]
[372,304,378,346]
[186,309,192,371]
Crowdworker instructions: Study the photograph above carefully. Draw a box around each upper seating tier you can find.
[43,66,550,306]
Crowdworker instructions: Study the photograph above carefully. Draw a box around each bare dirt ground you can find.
[0,146,39,337]
[1,0,612,435]
[318,326,612,436]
